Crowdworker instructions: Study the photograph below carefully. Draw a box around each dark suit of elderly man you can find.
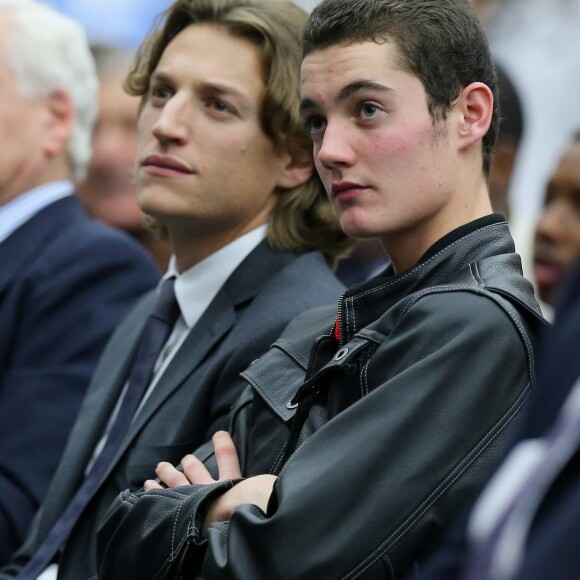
[0,0,159,564]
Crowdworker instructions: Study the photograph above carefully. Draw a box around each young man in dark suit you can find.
[0,0,350,578]
[0,0,160,564]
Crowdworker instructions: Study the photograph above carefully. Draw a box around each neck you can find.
[384,178,492,274]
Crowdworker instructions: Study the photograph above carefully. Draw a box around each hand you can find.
[143,430,277,537]
[144,430,242,490]
[203,474,277,536]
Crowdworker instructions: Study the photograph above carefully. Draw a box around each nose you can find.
[152,96,190,146]
[315,120,356,171]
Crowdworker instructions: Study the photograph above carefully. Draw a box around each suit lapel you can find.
[107,241,296,468]
[0,196,80,295]
[70,296,153,468]
[40,294,155,528]
[124,290,238,445]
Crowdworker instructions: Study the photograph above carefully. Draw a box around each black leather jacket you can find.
[98,218,547,580]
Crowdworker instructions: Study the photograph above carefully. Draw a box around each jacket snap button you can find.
[335,347,349,361]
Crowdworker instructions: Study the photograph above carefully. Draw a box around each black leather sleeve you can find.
[97,480,241,580]
[97,291,534,579]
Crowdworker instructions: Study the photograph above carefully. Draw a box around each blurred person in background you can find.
[533,133,580,309]
[77,46,171,271]
[0,0,159,564]
[488,64,524,218]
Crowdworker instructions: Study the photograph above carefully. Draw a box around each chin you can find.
[339,219,381,240]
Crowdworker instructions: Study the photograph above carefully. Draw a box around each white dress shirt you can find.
[0,181,74,245]
[138,223,268,411]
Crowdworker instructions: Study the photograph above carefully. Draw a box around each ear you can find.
[275,153,314,190]
[41,89,75,158]
[455,82,493,151]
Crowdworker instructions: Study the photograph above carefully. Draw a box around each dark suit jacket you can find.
[508,261,580,580]
[0,195,160,563]
[412,261,580,580]
[0,241,344,579]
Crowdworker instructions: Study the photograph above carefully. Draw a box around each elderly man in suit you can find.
[0,0,350,578]
[0,0,160,564]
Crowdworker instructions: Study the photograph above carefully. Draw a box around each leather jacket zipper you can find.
[333,294,345,346]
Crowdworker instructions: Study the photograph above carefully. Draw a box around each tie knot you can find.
[151,277,180,326]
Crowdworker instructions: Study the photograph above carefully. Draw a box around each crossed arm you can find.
[145,431,277,538]
[97,293,533,579]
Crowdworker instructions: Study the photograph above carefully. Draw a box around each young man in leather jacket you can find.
[97,1,548,578]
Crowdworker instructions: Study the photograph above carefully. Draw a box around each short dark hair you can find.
[126,0,354,267]
[303,0,498,176]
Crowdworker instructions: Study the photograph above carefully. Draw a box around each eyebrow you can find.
[300,80,392,116]
[151,70,249,99]
[337,80,392,102]
[150,70,255,111]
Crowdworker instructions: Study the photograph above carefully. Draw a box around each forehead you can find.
[155,24,264,90]
[300,40,419,105]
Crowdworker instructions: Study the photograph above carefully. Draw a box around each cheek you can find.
[365,131,416,168]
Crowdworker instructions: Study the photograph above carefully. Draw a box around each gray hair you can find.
[0,0,98,181]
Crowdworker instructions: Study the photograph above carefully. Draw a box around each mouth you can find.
[331,181,369,200]
[532,252,563,291]
[141,155,194,176]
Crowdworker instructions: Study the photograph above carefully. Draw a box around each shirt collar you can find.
[0,181,74,245]
[163,224,267,329]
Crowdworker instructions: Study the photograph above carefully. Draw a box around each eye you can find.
[149,85,173,106]
[358,102,382,120]
[306,115,327,135]
[207,99,235,116]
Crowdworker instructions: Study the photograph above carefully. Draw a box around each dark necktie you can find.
[19,278,180,580]
[464,374,580,580]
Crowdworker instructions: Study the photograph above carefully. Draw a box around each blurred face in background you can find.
[77,71,144,232]
[533,139,580,304]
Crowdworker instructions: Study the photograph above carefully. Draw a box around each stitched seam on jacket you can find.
[270,440,289,473]
[343,383,530,579]
[360,351,370,398]
[275,339,309,368]
[491,295,536,380]
[398,286,535,382]
[343,224,507,340]
[346,223,504,302]
[171,499,187,557]
[351,296,357,339]
[243,375,289,421]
